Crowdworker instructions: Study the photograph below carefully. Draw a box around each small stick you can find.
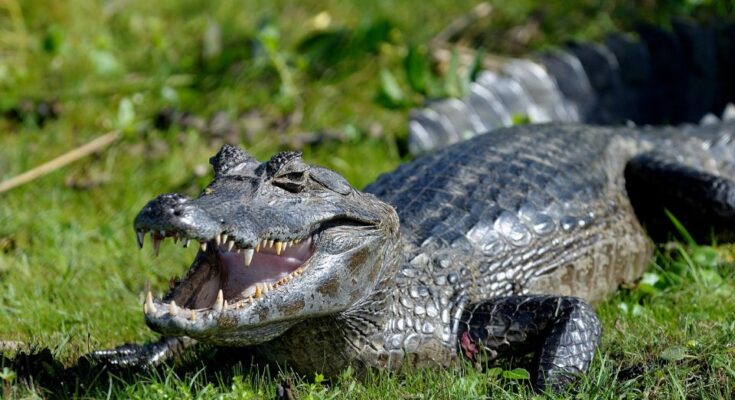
[429,2,493,51]
[0,131,121,194]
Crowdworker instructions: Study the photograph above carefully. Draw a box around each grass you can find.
[1,0,735,398]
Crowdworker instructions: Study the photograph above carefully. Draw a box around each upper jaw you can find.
[140,224,387,345]
[140,231,318,344]
[137,223,319,306]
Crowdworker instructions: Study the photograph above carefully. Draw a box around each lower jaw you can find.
[144,301,298,345]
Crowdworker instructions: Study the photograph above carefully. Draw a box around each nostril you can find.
[173,209,183,217]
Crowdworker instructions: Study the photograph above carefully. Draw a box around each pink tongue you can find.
[217,239,312,299]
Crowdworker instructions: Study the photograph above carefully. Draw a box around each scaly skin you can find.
[91,121,735,390]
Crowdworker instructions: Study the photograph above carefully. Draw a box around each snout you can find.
[134,193,221,241]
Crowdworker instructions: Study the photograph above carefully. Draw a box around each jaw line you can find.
[141,219,383,341]
[160,234,317,313]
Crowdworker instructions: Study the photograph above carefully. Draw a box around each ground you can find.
[0,0,734,398]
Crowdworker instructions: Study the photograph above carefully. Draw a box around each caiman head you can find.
[134,145,399,345]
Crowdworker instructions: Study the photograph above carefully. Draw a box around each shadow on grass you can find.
[1,345,277,398]
[1,342,661,397]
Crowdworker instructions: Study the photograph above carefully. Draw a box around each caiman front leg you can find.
[87,336,196,369]
[458,295,601,391]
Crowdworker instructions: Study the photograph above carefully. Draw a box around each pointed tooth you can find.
[254,285,263,298]
[221,234,228,243]
[223,300,228,309]
[255,241,261,252]
[145,291,155,314]
[225,240,235,252]
[153,237,161,256]
[244,249,254,267]
[136,231,145,249]
[215,234,222,245]
[267,239,274,248]
[169,301,178,316]
[214,289,224,312]
[200,242,208,252]
[189,310,196,321]
[183,239,190,248]
[275,241,283,255]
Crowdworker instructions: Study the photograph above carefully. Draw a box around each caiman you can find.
[90,121,735,389]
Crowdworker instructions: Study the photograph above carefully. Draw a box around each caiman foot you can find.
[458,295,601,391]
[86,336,195,370]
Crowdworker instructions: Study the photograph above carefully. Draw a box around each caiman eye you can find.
[273,171,307,193]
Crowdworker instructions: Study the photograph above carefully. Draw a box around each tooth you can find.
[256,241,261,252]
[145,291,155,313]
[244,249,254,266]
[183,239,190,248]
[136,231,145,249]
[153,237,161,256]
[200,242,208,252]
[226,240,235,252]
[221,234,228,243]
[267,239,274,248]
[254,285,263,298]
[189,310,196,321]
[169,301,178,316]
[214,289,224,312]
[275,241,283,255]
[223,300,228,309]
[215,234,222,245]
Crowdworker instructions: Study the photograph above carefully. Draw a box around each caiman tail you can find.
[409,20,735,155]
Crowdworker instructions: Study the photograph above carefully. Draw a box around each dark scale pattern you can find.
[209,145,257,176]
[366,124,647,304]
[458,295,601,389]
[264,151,303,177]
[360,122,735,388]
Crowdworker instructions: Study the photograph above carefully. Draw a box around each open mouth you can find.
[136,229,316,319]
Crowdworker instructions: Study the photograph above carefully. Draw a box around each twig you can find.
[429,2,493,51]
[0,131,121,194]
